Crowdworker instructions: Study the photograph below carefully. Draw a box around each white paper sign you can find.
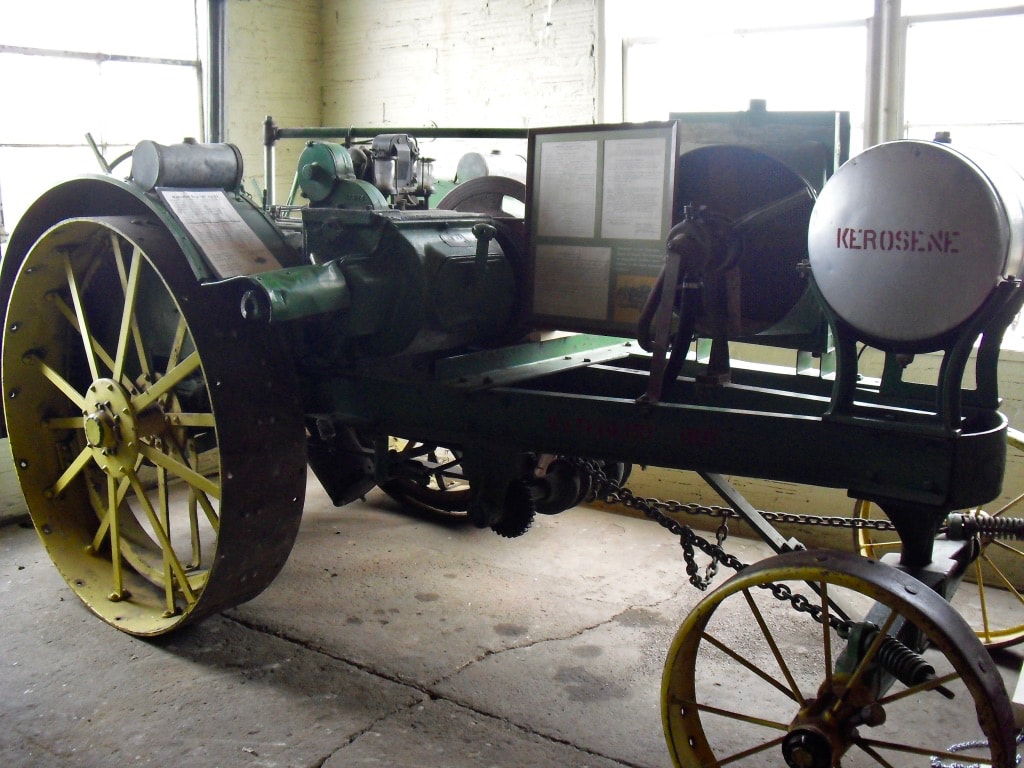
[161,190,282,278]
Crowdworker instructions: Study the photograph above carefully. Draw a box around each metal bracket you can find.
[700,471,805,554]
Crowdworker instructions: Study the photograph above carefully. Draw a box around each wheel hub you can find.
[82,378,154,476]
[782,726,835,768]
[782,674,878,767]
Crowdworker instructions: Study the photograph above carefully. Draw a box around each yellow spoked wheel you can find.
[853,427,1024,648]
[379,438,471,515]
[662,549,1016,767]
[2,216,306,636]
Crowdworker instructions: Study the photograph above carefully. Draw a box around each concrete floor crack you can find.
[223,604,666,768]
[434,576,694,688]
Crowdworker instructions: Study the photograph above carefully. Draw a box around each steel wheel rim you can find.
[2,216,306,635]
[854,429,1024,648]
[661,549,1015,767]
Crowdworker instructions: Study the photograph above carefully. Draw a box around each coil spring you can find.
[862,628,935,687]
[947,513,1024,541]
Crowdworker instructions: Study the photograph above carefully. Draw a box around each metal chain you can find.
[621,494,897,532]
[573,460,1020,761]
[930,730,1024,768]
[573,459,854,636]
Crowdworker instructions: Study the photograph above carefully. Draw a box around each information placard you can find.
[525,122,677,335]
[160,189,282,279]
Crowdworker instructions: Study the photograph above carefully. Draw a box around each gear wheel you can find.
[491,480,536,538]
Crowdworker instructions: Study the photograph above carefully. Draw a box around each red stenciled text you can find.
[834,227,960,254]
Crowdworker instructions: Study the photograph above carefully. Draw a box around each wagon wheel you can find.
[853,427,1024,648]
[2,216,306,636]
[662,549,1016,767]
[379,439,471,515]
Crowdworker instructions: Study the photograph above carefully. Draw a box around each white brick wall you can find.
[321,0,599,128]
[224,0,323,200]
[223,0,598,205]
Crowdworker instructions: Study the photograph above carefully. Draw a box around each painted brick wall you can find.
[222,0,598,205]
[320,0,598,128]
[224,0,323,200]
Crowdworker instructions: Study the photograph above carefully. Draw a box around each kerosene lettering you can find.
[834,227,959,254]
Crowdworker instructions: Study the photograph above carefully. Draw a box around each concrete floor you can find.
[1,477,1022,767]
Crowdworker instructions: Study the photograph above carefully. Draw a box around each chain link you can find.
[606,492,897,532]
[573,459,854,636]
[573,460,1020,761]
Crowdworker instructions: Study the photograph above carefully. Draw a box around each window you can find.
[0,0,208,240]
[608,0,1024,349]
[903,12,1024,169]
[609,1,871,155]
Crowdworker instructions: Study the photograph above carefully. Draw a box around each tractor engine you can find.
[133,137,523,363]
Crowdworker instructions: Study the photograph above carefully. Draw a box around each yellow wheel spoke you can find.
[978,551,1024,606]
[165,412,216,428]
[48,293,118,378]
[89,476,130,552]
[679,720,790,768]
[133,351,201,411]
[991,491,1024,518]
[989,538,1024,560]
[877,670,960,705]
[716,736,789,766]
[157,466,175,615]
[188,490,201,569]
[47,446,93,497]
[685,699,789,731]
[33,356,87,411]
[111,236,152,381]
[105,475,126,600]
[45,416,85,430]
[820,582,833,686]
[855,737,994,764]
[166,314,189,377]
[138,441,220,500]
[866,539,901,552]
[853,740,900,768]
[974,558,994,642]
[124,468,196,605]
[163,435,220,533]
[62,251,100,381]
[830,610,897,716]
[700,631,798,702]
[112,241,144,383]
[743,588,805,704]
[195,490,219,532]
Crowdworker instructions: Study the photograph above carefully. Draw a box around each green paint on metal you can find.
[244,261,351,322]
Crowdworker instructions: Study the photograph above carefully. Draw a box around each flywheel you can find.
[2,215,307,636]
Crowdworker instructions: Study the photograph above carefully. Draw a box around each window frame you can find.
[0,1,212,242]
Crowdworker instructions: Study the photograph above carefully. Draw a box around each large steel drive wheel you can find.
[662,550,1015,767]
[2,216,306,636]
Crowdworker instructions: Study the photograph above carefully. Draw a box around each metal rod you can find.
[208,0,226,143]
[261,118,529,209]
[270,126,529,144]
[700,471,803,554]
